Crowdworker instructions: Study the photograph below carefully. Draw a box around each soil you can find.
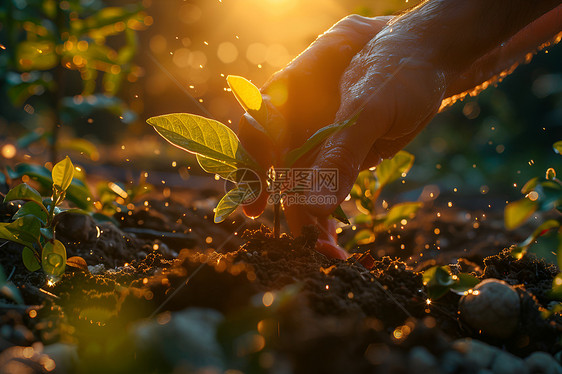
[0,193,561,374]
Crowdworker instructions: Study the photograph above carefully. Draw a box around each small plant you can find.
[95,172,153,215]
[503,140,562,313]
[147,75,355,238]
[345,151,422,249]
[1,156,80,278]
[422,265,480,300]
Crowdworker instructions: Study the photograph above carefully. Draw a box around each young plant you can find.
[504,140,562,313]
[422,265,479,300]
[147,75,355,237]
[346,151,422,249]
[96,172,153,215]
[1,156,79,279]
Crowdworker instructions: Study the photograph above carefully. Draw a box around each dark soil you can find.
[0,196,561,374]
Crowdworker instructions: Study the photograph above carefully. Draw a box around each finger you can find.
[314,215,348,260]
[262,15,392,149]
[284,204,348,259]
[306,61,446,217]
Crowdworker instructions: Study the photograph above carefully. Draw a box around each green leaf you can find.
[331,205,349,225]
[197,155,239,181]
[517,219,560,251]
[374,150,414,190]
[450,273,480,294]
[505,198,538,230]
[0,266,5,287]
[528,230,561,266]
[383,202,422,228]
[535,182,562,211]
[22,247,41,272]
[227,75,267,126]
[521,177,539,194]
[147,113,258,171]
[423,266,454,299]
[285,114,359,167]
[40,228,54,240]
[345,229,375,250]
[17,131,46,149]
[11,163,93,210]
[58,138,100,161]
[42,240,67,277]
[76,5,143,36]
[553,141,562,155]
[16,40,57,71]
[52,156,75,193]
[214,186,259,223]
[551,274,562,300]
[13,202,48,225]
[4,183,44,208]
[0,216,41,248]
[353,213,373,226]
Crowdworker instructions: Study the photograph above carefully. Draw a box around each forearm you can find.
[387,0,562,76]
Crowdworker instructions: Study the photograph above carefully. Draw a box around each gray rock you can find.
[525,351,562,374]
[477,370,495,374]
[491,352,528,374]
[133,308,225,370]
[440,350,465,374]
[408,346,439,374]
[453,338,500,369]
[459,279,520,339]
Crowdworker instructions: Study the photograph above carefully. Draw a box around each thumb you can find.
[305,96,392,217]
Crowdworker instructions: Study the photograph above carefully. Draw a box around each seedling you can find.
[422,265,479,300]
[346,151,422,249]
[147,75,355,238]
[1,156,81,279]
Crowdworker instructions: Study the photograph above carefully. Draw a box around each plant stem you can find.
[47,195,57,227]
[274,200,280,239]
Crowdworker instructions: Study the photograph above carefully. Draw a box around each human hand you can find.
[237,15,392,259]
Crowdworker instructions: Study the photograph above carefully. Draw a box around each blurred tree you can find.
[0,0,151,161]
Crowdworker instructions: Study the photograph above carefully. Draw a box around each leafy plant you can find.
[1,156,81,278]
[147,75,355,237]
[345,151,423,249]
[422,265,480,300]
[0,265,24,304]
[504,140,562,312]
[0,0,149,160]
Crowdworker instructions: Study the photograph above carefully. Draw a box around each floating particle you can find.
[262,292,274,307]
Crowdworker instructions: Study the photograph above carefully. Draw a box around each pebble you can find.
[491,352,528,374]
[525,351,562,374]
[408,346,439,374]
[451,339,562,374]
[133,308,225,370]
[440,350,465,374]
[459,278,520,339]
[453,338,498,368]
